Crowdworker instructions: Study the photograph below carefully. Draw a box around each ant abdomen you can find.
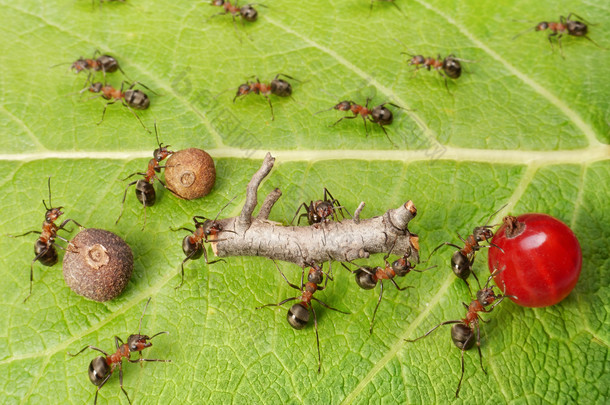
[270,79,292,97]
[451,324,475,350]
[88,356,111,386]
[354,268,377,290]
[181,235,203,260]
[451,251,471,280]
[135,179,156,207]
[240,5,258,21]
[96,55,119,73]
[287,303,310,329]
[371,106,393,126]
[442,57,462,79]
[124,89,150,110]
[566,20,587,36]
[34,240,58,267]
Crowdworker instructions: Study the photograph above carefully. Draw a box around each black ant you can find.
[82,81,153,130]
[68,298,170,405]
[116,124,174,229]
[291,187,350,226]
[405,269,514,397]
[513,13,606,57]
[257,261,348,372]
[8,177,82,302]
[317,99,402,147]
[426,205,506,294]
[342,247,434,333]
[171,198,237,288]
[232,74,298,120]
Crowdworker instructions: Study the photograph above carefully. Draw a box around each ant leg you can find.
[176,249,200,289]
[117,362,132,404]
[97,100,117,125]
[405,320,462,342]
[115,335,125,350]
[58,218,83,231]
[68,345,109,357]
[256,296,298,309]
[24,246,54,303]
[369,281,384,334]
[276,73,300,82]
[201,245,227,266]
[329,115,357,127]
[389,278,413,292]
[264,95,274,121]
[378,123,398,148]
[93,372,113,405]
[273,261,301,291]
[310,305,322,373]
[116,180,138,224]
[129,357,171,363]
[8,230,41,238]
[290,203,309,225]
[425,242,462,263]
[462,278,474,297]
[455,332,474,398]
[311,296,349,314]
[475,324,486,374]
[170,227,195,234]
[470,267,481,290]
[123,104,150,132]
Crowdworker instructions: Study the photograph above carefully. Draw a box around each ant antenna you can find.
[43,176,53,210]
[215,196,238,221]
[483,203,508,227]
[512,25,538,40]
[139,297,152,335]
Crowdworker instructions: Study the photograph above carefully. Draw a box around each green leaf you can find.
[0,0,608,403]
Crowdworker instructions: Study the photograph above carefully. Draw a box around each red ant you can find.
[342,246,435,333]
[8,177,82,302]
[171,198,237,288]
[401,51,473,92]
[82,81,153,130]
[513,13,606,57]
[317,99,402,147]
[426,205,506,294]
[257,261,348,372]
[53,50,128,84]
[291,187,350,225]
[233,74,298,120]
[116,124,173,229]
[68,298,170,405]
[405,269,514,397]
[210,0,264,22]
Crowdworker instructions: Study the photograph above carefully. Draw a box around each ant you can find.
[53,50,128,84]
[426,205,506,295]
[405,269,514,397]
[82,81,153,130]
[316,99,402,147]
[257,261,348,372]
[171,198,237,289]
[233,74,298,120]
[291,187,350,226]
[209,0,264,23]
[68,298,170,405]
[8,177,82,302]
[115,124,174,229]
[342,247,434,334]
[401,52,471,91]
[513,13,606,57]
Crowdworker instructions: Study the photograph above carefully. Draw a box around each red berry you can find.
[487,213,582,307]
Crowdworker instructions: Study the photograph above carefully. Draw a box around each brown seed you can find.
[164,148,216,200]
[62,228,133,302]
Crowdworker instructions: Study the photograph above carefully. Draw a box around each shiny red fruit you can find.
[488,213,582,307]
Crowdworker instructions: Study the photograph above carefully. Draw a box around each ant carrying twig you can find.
[256,261,348,372]
[342,246,435,334]
[291,187,350,226]
[68,298,170,405]
[171,197,237,288]
[426,205,506,295]
[116,124,174,229]
[316,99,402,148]
[81,81,153,130]
[513,13,606,57]
[405,268,514,398]
[233,74,298,120]
[8,177,82,302]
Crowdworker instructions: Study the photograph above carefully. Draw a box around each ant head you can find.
[314,201,334,221]
[442,57,462,79]
[202,219,222,236]
[392,257,413,277]
[307,264,324,285]
[476,287,499,306]
[127,334,153,352]
[211,0,224,6]
[270,78,292,97]
[44,206,64,223]
[536,21,549,31]
[287,303,310,329]
[236,83,252,97]
[473,225,494,242]
[240,5,258,22]
[334,101,352,111]
[354,268,377,290]
[153,145,173,162]
[567,19,588,36]
[371,105,393,125]
[71,59,88,73]
[450,323,474,350]
[88,356,111,386]
[89,82,103,93]
[408,54,425,65]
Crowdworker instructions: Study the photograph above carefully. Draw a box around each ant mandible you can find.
[342,247,434,334]
[68,298,170,405]
[317,99,402,147]
[405,269,514,397]
[171,198,237,289]
[291,187,350,226]
[116,124,174,229]
[426,205,506,294]
[82,81,153,130]
[256,261,348,372]
[514,13,606,57]
[233,74,298,120]
[8,177,82,302]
